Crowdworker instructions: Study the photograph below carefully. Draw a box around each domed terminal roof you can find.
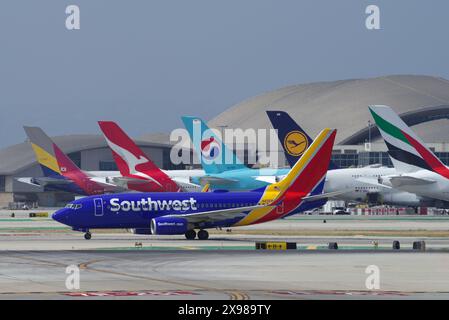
[209,75,449,144]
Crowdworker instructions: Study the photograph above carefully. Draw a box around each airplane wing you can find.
[111,176,151,185]
[165,205,272,224]
[390,176,436,187]
[199,176,239,185]
[87,177,129,192]
[15,177,74,186]
[301,189,352,202]
[356,177,393,189]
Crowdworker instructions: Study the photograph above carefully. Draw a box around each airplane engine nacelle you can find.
[130,228,152,235]
[150,217,189,235]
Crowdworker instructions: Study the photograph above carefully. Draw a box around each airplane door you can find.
[94,198,104,216]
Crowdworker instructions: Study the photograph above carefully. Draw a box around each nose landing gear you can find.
[84,232,92,240]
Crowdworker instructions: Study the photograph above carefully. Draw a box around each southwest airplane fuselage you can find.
[54,191,273,231]
[53,128,338,240]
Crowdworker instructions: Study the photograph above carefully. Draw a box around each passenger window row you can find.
[197,202,256,209]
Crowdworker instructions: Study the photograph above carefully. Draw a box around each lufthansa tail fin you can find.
[274,128,336,197]
[181,116,247,174]
[266,110,338,169]
[98,121,180,192]
[369,105,449,178]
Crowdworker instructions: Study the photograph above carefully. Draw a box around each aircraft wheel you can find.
[198,229,209,240]
[84,232,92,240]
[185,229,196,240]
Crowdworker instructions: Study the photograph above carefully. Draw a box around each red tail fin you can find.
[53,143,107,195]
[98,121,179,192]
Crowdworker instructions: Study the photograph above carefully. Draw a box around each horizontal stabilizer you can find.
[255,176,282,184]
[301,189,352,202]
[199,176,238,185]
[111,176,152,185]
[16,176,74,186]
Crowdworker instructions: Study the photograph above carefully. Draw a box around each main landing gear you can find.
[184,229,209,240]
[185,229,196,240]
[84,231,92,240]
[198,229,209,240]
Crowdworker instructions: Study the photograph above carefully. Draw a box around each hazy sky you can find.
[0,0,448,147]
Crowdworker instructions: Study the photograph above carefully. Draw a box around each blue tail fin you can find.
[181,116,247,174]
[266,111,339,169]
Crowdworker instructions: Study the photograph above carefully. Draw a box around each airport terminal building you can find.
[1,74,449,207]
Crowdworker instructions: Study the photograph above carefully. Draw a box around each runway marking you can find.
[7,253,224,295]
[270,290,413,297]
[228,291,250,300]
[63,290,200,297]
[2,289,449,299]
[78,260,103,270]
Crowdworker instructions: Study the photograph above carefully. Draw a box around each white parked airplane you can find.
[369,105,449,208]
[267,110,438,208]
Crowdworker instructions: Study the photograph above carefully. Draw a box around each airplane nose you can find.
[52,209,69,224]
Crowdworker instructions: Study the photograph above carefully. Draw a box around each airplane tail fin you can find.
[274,128,336,197]
[181,116,247,174]
[235,128,336,226]
[266,110,338,169]
[23,126,105,194]
[369,105,449,177]
[98,121,180,192]
[23,126,73,179]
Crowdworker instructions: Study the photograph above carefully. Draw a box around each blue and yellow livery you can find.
[53,128,337,240]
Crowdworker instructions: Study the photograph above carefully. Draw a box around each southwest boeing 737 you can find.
[52,128,336,240]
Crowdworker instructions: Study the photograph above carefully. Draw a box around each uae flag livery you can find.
[369,105,449,179]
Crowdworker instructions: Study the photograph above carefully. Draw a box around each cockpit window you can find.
[65,203,82,210]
